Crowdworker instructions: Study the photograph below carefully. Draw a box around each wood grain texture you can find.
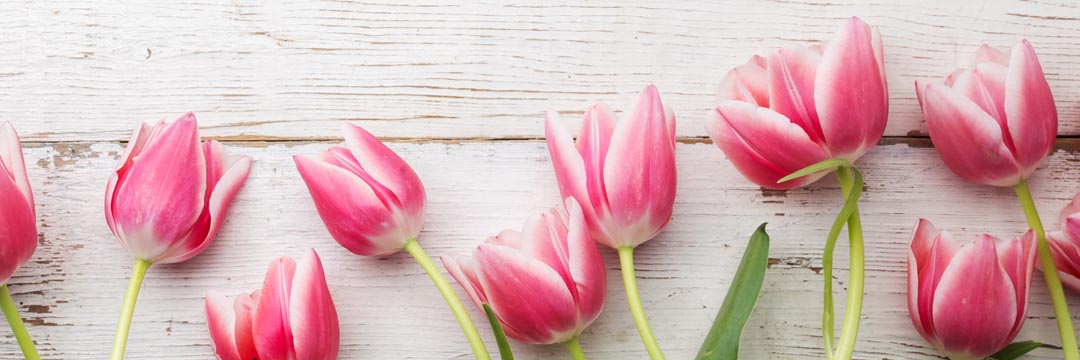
[1,0,1080,141]
[3,139,1080,359]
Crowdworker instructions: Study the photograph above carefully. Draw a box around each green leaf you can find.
[695,223,771,360]
[990,341,1043,360]
[483,303,514,360]
[777,158,853,184]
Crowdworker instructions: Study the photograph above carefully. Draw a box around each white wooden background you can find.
[2,0,1080,359]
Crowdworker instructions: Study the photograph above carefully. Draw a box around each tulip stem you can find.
[831,167,865,360]
[110,258,151,360]
[0,284,40,360]
[403,238,491,360]
[564,336,587,360]
[617,246,665,360]
[1014,180,1080,360]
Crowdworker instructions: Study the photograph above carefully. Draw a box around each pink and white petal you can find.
[870,25,887,93]
[476,244,578,344]
[1004,40,1058,175]
[105,121,159,237]
[705,101,829,190]
[519,209,572,281]
[254,256,298,360]
[205,292,244,360]
[441,253,489,306]
[232,291,259,360]
[290,250,340,360]
[294,154,406,256]
[976,44,1011,66]
[920,83,1022,186]
[1047,232,1080,293]
[487,229,524,248]
[342,124,427,226]
[545,112,609,242]
[602,85,677,246]
[907,220,959,340]
[0,122,32,208]
[1059,193,1080,230]
[562,198,606,324]
[110,115,208,261]
[766,46,823,143]
[932,236,1018,358]
[718,56,769,106]
[0,142,36,284]
[950,67,1009,131]
[575,104,616,224]
[815,17,889,159]
[995,231,1036,341]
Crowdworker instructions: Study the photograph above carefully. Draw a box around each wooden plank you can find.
[2,139,1080,359]
[1,0,1079,141]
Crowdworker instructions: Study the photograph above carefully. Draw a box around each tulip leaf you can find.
[777,158,853,184]
[695,223,771,360]
[483,303,514,360]
[990,341,1043,360]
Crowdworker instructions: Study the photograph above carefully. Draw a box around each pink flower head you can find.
[916,40,1057,187]
[706,17,888,189]
[1045,192,1080,292]
[545,85,676,249]
[294,124,426,256]
[0,122,36,285]
[442,198,606,344]
[105,113,252,264]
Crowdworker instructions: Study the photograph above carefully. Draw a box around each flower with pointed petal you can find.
[0,122,36,286]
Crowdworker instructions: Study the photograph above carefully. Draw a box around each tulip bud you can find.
[294,124,426,256]
[0,122,36,285]
[206,249,339,360]
[442,198,606,345]
[916,40,1057,187]
[545,85,676,249]
[104,113,253,264]
[907,219,1035,360]
[706,16,888,189]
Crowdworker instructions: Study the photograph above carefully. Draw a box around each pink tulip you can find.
[294,124,426,256]
[545,85,676,249]
[1046,192,1080,292]
[206,249,339,360]
[105,113,252,264]
[442,198,606,345]
[916,40,1056,187]
[907,219,1036,360]
[0,122,36,285]
[705,17,887,189]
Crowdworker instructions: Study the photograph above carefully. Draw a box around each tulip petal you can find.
[519,209,575,293]
[575,104,616,230]
[907,219,959,341]
[932,235,1017,359]
[254,256,298,360]
[442,254,489,306]
[342,124,426,236]
[766,46,823,143]
[705,101,829,189]
[476,244,578,344]
[602,85,677,247]
[951,66,1010,137]
[815,17,888,159]
[976,44,1011,66]
[0,126,36,285]
[290,250,340,360]
[546,111,613,244]
[1059,193,1080,229]
[996,231,1036,341]
[105,121,157,238]
[0,122,32,209]
[294,154,406,256]
[1047,231,1080,292]
[562,198,606,324]
[205,292,244,360]
[1004,40,1057,175]
[718,55,769,106]
[919,82,1022,186]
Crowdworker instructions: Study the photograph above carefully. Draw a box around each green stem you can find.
[564,336,587,360]
[617,246,665,360]
[832,168,865,360]
[403,238,491,360]
[111,258,151,360]
[0,284,40,360]
[1014,179,1080,360]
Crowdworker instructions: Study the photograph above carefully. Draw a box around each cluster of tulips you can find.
[0,15,1079,360]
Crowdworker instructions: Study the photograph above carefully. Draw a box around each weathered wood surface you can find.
[1,0,1080,141]
[2,140,1080,359]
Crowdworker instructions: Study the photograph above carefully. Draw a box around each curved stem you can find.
[0,284,40,360]
[832,167,865,360]
[403,238,491,360]
[1014,179,1079,360]
[564,336,587,360]
[617,246,665,360]
[111,258,151,360]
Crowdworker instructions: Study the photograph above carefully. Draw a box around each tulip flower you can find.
[916,40,1078,359]
[443,198,605,359]
[106,113,253,360]
[0,122,40,359]
[704,17,886,359]
[205,249,339,360]
[1046,192,1080,292]
[295,124,490,360]
[545,85,674,359]
[907,219,1036,360]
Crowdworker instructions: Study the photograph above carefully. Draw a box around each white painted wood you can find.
[1,0,1080,141]
[3,140,1080,359]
